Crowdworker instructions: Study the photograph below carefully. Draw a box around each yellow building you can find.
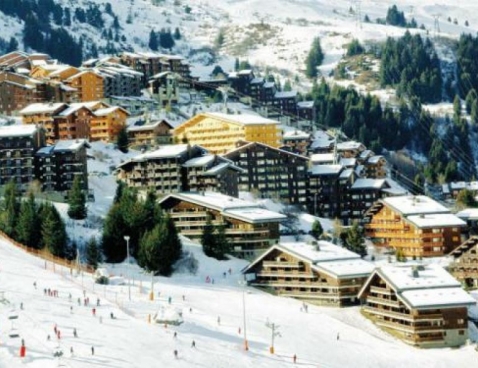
[30,64,80,81]
[65,70,104,102]
[19,102,68,143]
[90,106,129,142]
[173,112,282,154]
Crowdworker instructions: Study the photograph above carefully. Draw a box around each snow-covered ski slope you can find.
[1,235,478,368]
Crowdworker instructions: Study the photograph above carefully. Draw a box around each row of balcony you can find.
[364,306,444,322]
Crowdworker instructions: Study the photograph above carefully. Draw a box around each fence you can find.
[0,230,94,274]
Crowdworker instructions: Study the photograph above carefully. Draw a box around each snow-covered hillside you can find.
[1,234,478,368]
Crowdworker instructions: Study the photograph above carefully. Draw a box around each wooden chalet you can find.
[358,265,475,348]
[127,119,174,146]
[448,236,478,288]
[364,195,467,257]
[242,241,374,306]
[158,192,286,258]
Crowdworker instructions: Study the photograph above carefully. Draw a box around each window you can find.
[458,319,465,325]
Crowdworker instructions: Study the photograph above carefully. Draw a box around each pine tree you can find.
[16,193,41,248]
[345,221,367,257]
[102,203,127,262]
[201,215,216,257]
[305,37,324,79]
[86,237,101,269]
[0,181,20,237]
[67,176,87,220]
[41,203,68,257]
[148,30,158,51]
[310,220,323,240]
[6,37,18,52]
[173,27,181,40]
[456,189,478,209]
[214,225,230,260]
[117,126,129,153]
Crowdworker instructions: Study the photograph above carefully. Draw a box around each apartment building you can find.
[242,241,374,306]
[358,264,475,348]
[158,191,286,258]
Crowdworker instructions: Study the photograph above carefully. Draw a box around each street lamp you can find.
[238,280,248,351]
[124,235,131,301]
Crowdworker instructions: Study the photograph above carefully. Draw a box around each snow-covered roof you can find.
[279,241,360,263]
[308,164,342,176]
[57,104,92,117]
[358,149,374,159]
[310,130,334,150]
[340,157,356,167]
[315,259,375,278]
[160,192,285,224]
[382,195,450,216]
[406,214,466,228]
[378,265,460,291]
[128,144,189,162]
[456,208,478,221]
[94,106,129,117]
[127,120,170,132]
[337,141,364,151]
[382,179,408,196]
[274,91,297,99]
[244,241,373,279]
[250,77,264,84]
[263,82,275,89]
[204,112,279,126]
[283,130,309,140]
[351,178,386,190]
[19,103,67,115]
[361,265,476,310]
[183,155,215,167]
[401,287,476,309]
[449,181,478,191]
[297,101,314,109]
[311,153,335,164]
[0,124,38,137]
[53,139,90,152]
[366,155,385,164]
[339,168,354,179]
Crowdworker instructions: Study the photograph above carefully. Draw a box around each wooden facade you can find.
[223,141,309,206]
[358,265,474,348]
[159,192,285,258]
[364,196,466,257]
[243,242,373,306]
[127,119,173,146]
[116,145,241,197]
[448,236,478,288]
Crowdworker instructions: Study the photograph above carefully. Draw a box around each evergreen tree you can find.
[41,203,68,257]
[102,203,127,262]
[114,180,126,204]
[385,5,407,27]
[305,37,324,79]
[148,30,159,51]
[86,237,101,269]
[344,221,367,257]
[6,37,18,52]
[310,220,323,239]
[200,215,216,257]
[16,193,41,249]
[117,126,129,153]
[456,189,478,209]
[0,181,20,237]
[346,39,364,56]
[67,176,87,220]
[214,225,230,260]
[234,58,240,71]
[173,27,181,40]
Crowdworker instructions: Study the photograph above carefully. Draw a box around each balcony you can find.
[370,286,393,295]
[263,261,302,269]
[367,296,401,308]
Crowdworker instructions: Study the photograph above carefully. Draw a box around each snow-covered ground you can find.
[2,234,478,368]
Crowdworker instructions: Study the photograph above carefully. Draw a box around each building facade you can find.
[448,236,478,288]
[173,112,282,154]
[158,192,286,258]
[116,144,241,197]
[242,241,374,306]
[223,141,309,206]
[364,196,467,257]
[0,125,44,191]
[358,265,475,348]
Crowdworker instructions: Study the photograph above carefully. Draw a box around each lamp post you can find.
[124,235,131,301]
[238,280,248,351]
